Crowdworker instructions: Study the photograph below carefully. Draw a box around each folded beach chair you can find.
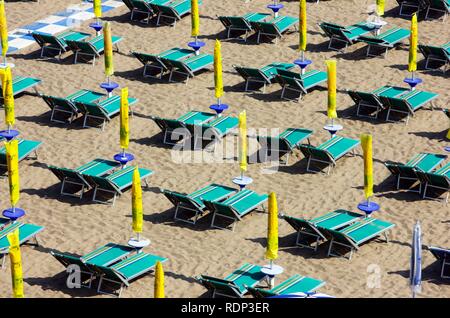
[88,252,168,297]
[31,30,91,59]
[429,246,450,278]
[299,136,360,175]
[150,110,215,144]
[128,0,171,23]
[75,95,138,130]
[0,76,42,103]
[0,139,42,168]
[48,158,120,199]
[357,27,410,57]
[50,242,135,288]
[233,62,295,92]
[425,0,450,20]
[283,209,364,251]
[251,15,299,44]
[0,222,44,268]
[275,69,327,102]
[322,217,395,260]
[66,35,123,64]
[41,89,105,123]
[218,12,271,41]
[255,128,313,164]
[154,0,202,26]
[162,53,213,83]
[416,162,450,202]
[204,189,268,231]
[318,21,376,51]
[247,274,325,298]
[396,0,429,16]
[162,183,237,224]
[132,47,194,78]
[419,41,450,72]
[86,165,153,205]
[196,263,268,298]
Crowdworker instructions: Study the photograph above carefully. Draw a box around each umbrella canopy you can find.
[7,229,24,298]
[131,166,143,234]
[265,192,278,261]
[191,0,199,38]
[94,0,102,19]
[361,134,373,200]
[120,87,129,150]
[410,220,422,298]
[103,22,114,77]
[326,60,337,120]
[214,39,223,101]
[299,0,307,53]
[376,0,385,16]
[5,139,19,208]
[0,0,8,57]
[154,261,165,298]
[408,13,418,74]
[238,110,247,174]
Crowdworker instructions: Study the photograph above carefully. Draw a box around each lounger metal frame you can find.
[210,200,267,232]
[327,231,390,260]
[92,177,149,206]
[73,43,121,65]
[422,180,449,203]
[305,149,357,175]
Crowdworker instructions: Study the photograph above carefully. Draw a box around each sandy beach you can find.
[0,0,449,298]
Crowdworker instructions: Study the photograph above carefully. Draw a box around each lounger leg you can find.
[74,51,78,64]
[245,79,249,92]
[281,86,286,99]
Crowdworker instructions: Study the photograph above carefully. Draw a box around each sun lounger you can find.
[251,15,299,44]
[429,246,450,278]
[0,76,42,103]
[233,62,295,92]
[162,183,237,224]
[128,0,171,23]
[0,139,42,168]
[396,0,429,16]
[86,165,153,205]
[299,136,360,175]
[416,162,450,202]
[283,209,364,250]
[66,35,123,64]
[248,274,325,298]
[196,263,268,298]
[318,21,376,51]
[218,12,271,41]
[275,69,327,102]
[31,30,91,59]
[48,158,121,199]
[255,128,313,164]
[153,0,202,26]
[204,189,268,231]
[132,47,194,78]
[419,41,450,72]
[88,252,168,297]
[322,217,395,260]
[425,0,450,20]
[50,242,135,288]
[41,89,105,123]
[357,27,410,57]
[161,52,213,83]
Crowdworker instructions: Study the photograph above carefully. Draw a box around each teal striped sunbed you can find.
[127,0,171,23]
[299,136,360,175]
[162,52,213,83]
[204,189,268,231]
[385,152,447,192]
[153,0,202,26]
[357,27,410,58]
[275,69,328,102]
[251,15,299,44]
[322,217,395,260]
[248,274,326,298]
[31,30,91,59]
[196,263,268,298]
[429,246,450,278]
[416,162,450,203]
[66,35,123,64]
[419,41,449,72]
[233,62,295,92]
[283,209,364,251]
[319,21,376,51]
[0,139,42,168]
[47,158,121,199]
[162,183,237,224]
[218,12,271,41]
[0,76,42,103]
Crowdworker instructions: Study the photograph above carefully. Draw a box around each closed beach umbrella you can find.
[408,13,418,75]
[238,110,247,174]
[326,60,337,120]
[376,0,385,16]
[103,22,114,78]
[410,221,422,298]
[132,166,143,236]
[154,261,164,298]
[120,87,129,150]
[5,139,19,208]
[7,229,24,298]
[265,192,278,262]
[361,134,373,200]
[299,0,307,58]
[94,0,102,19]
[191,0,199,40]
[4,66,14,128]
[214,39,223,104]
[0,0,8,59]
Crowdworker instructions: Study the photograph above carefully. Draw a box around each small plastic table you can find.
[369,20,387,36]
[188,41,206,56]
[0,129,20,141]
[261,264,284,289]
[323,124,343,138]
[89,22,103,35]
[403,77,422,91]
[294,59,312,75]
[128,237,151,253]
[114,152,135,168]
[3,208,26,222]
[357,201,380,217]
[232,176,253,190]
[100,81,119,97]
[267,3,284,18]
[209,103,229,116]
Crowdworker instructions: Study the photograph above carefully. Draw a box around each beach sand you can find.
[0,0,449,298]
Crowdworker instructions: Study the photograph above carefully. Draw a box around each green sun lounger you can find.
[128,0,170,23]
[196,263,268,298]
[218,12,271,41]
[0,76,42,104]
[396,0,429,16]
[50,242,135,288]
[275,69,327,102]
[251,15,299,44]
[283,209,364,251]
[357,27,410,58]
[419,41,449,72]
[204,189,268,231]
[154,0,202,26]
[88,252,168,297]
[322,217,395,260]
[248,274,326,298]
[75,95,138,130]
[132,47,194,78]
[150,110,215,144]
[429,246,450,278]
[41,89,105,123]
[86,165,153,205]
[0,139,42,168]
[416,162,450,202]
[425,0,450,20]
[299,136,360,175]
[1,222,44,268]
[233,62,295,92]
[255,128,313,164]
[48,158,121,199]
[31,30,91,59]
[319,21,376,51]
[385,152,447,192]
[162,183,237,224]
[162,52,213,83]
[66,35,123,65]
